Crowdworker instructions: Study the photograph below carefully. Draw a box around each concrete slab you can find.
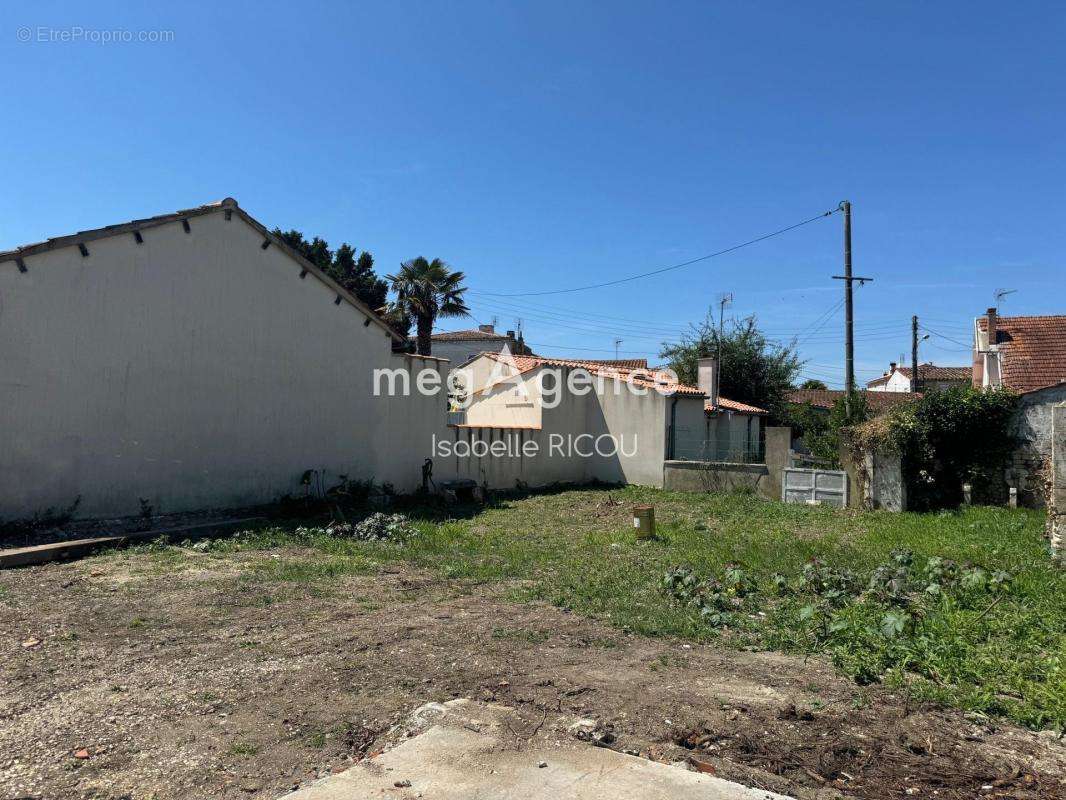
[0,517,265,568]
[283,700,791,800]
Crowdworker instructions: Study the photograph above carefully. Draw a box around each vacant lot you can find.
[2,488,1064,800]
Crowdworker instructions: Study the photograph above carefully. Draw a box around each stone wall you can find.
[1009,384,1066,507]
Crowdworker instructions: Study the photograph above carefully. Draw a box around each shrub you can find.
[342,513,416,541]
[851,386,1019,510]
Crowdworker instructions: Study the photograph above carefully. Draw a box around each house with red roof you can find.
[866,362,970,393]
[430,324,532,365]
[451,352,767,488]
[973,307,1066,505]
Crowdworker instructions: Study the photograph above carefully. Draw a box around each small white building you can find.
[867,362,970,393]
[430,325,532,365]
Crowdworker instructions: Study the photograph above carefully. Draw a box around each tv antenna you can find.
[994,288,1017,307]
[614,338,623,359]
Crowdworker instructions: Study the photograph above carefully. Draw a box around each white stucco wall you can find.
[0,209,451,519]
[869,371,912,392]
[429,339,504,367]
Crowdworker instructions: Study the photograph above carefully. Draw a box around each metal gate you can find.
[782,467,848,507]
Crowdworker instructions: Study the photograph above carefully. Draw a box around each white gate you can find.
[782,467,848,507]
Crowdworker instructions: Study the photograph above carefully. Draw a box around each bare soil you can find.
[1,549,1063,800]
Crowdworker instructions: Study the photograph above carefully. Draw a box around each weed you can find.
[228,742,259,757]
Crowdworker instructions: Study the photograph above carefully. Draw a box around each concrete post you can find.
[1050,404,1066,560]
[763,427,791,501]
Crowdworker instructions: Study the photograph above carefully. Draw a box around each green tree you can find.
[799,379,828,390]
[386,257,470,355]
[660,314,803,424]
[791,393,869,467]
[271,228,387,311]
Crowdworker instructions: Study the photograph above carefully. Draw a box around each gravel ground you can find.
[1,545,1064,800]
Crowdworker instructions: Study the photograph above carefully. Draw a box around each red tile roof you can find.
[579,358,649,370]
[477,353,766,414]
[479,353,705,396]
[432,328,509,341]
[706,397,769,416]
[867,363,970,387]
[707,398,767,416]
[978,315,1066,394]
[787,388,919,413]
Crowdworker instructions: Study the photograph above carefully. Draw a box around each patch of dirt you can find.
[0,550,1063,800]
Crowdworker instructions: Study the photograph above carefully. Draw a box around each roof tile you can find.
[978,315,1066,394]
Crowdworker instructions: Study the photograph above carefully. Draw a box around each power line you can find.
[920,325,970,348]
[478,205,842,297]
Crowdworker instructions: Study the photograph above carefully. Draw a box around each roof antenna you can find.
[994,288,1017,308]
[614,338,623,359]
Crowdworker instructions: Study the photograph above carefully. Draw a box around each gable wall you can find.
[0,210,449,518]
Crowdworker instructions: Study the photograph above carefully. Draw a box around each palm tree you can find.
[386,257,470,355]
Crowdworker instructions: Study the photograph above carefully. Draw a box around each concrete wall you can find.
[0,209,452,519]
[663,461,771,496]
[1009,383,1066,506]
[841,444,906,511]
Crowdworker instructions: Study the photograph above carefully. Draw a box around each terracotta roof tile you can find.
[705,398,768,415]
[481,353,704,396]
[579,358,649,370]
[978,315,1066,394]
[432,328,509,341]
[787,388,919,413]
[867,363,970,386]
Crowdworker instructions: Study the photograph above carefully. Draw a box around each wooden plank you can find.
[0,517,266,569]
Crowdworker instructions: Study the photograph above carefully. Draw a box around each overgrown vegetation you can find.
[789,393,870,467]
[662,548,1021,699]
[660,314,802,424]
[112,488,1065,731]
[853,386,1019,510]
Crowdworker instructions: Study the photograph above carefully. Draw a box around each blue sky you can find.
[3,2,1063,387]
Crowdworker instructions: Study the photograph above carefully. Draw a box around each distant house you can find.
[867,362,970,393]
[456,352,709,487]
[787,388,918,415]
[694,357,768,462]
[973,307,1066,505]
[430,324,532,365]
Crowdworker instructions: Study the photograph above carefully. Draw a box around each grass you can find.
[121,487,1065,730]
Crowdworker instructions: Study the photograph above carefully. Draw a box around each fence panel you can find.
[782,467,848,507]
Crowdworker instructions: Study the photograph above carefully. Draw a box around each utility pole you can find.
[911,315,919,393]
[832,201,873,421]
[715,292,733,409]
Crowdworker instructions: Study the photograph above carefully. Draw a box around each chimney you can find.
[698,356,718,404]
[985,308,997,347]
[478,324,495,334]
[505,329,515,340]
[889,361,897,374]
